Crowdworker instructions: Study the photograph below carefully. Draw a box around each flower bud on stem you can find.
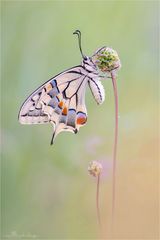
[88,161,102,227]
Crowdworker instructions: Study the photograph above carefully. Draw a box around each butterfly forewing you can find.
[18,66,89,142]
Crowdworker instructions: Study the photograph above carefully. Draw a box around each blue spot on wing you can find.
[50,79,57,87]
[48,97,59,109]
[67,109,76,128]
[48,88,59,98]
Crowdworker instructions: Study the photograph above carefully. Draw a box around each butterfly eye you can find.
[83,56,88,61]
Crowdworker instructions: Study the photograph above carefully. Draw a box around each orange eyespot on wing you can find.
[58,101,64,109]
[76,112,87,125]
[62,106,68,116]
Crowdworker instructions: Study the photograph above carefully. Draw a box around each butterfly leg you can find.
[99,74,111,79]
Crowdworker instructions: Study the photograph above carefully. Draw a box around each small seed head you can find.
[88,161,102,177]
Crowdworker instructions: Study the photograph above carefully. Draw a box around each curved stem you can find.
[96,174,101,227]
[111,72,119,224]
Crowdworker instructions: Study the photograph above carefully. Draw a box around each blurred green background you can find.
[1,1,159,239]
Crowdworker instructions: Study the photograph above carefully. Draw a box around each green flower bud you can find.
[92,47,121,74]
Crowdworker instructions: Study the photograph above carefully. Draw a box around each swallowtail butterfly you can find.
[18,30,121,144]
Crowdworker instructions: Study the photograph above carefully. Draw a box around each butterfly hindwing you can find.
[48,75,88,143]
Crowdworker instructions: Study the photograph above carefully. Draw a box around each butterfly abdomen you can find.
[88,79,105,105]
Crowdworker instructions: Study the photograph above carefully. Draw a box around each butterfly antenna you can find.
[73,30,85,59]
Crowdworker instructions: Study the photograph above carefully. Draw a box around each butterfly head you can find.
[92,47,121,74]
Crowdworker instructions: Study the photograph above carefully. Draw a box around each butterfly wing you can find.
[18,66,89,144]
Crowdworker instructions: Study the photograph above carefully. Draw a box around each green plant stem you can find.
[96,174,101,227]
[111,71,119,225]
